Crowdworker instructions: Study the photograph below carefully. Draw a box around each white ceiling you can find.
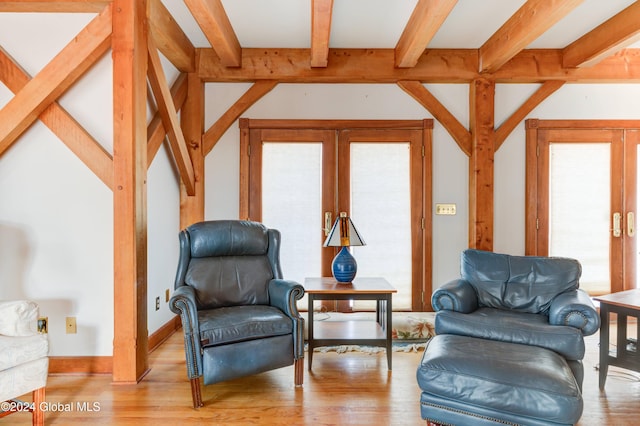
[162,0,640,50]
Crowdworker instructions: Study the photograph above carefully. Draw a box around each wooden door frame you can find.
[239,118,433,311]
[337,128,427,311]
[244,126,336,278]
[526,119,640,293]
[624,130,640,291]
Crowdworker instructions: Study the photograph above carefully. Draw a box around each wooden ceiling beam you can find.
[0,4,112,155]
[184,0,241,67]
[563,1,640,68]
[198,47,640,83]
[310,0,334,68]
[0,1,110,12]
[199,48,480,83]
[0,46,113,188]
[147,37,196,195]
[395,0,458,68]
[148,0,195,73]
[479,0,583,73]
[494,48,640,82]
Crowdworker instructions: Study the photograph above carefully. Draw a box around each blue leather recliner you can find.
[431,249,600,388]
[169,220,305,408]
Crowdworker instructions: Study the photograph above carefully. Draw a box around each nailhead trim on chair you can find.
[421,401,520,426]
[564,311,588,330]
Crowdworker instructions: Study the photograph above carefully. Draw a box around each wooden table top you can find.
[594,289,640,310]
[303,277,397,294]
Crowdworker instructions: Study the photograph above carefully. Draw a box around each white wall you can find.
[3,13,640,356]
[0,13,115,356]
[0,13,180,356]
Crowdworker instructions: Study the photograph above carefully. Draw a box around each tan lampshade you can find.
[323,212,366,247]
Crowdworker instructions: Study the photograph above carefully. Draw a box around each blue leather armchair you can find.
[431,249,600,388]
[169,220,305,408]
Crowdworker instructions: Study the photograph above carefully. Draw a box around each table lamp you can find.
[323,212,366,283]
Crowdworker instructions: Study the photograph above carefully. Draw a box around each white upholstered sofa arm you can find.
[0,300,39,337]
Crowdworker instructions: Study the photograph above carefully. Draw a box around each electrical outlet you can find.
[155,296,160,311]
[66,317,77,334]
[435,203,457,215]
[165,289,170,303]
[37,317,48,334]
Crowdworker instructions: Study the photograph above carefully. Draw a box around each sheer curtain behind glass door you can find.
[350,143,412,310]
[549,143,610,294]
[262,143,323,310]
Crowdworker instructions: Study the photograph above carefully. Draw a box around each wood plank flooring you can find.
[5,325,640,425]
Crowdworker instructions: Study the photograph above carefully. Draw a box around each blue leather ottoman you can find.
[417,335,583,426]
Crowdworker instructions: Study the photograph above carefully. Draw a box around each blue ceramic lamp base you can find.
[332,246,358,283]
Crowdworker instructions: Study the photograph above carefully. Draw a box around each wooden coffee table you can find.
[594,289,640,389]
[303,277,396,371]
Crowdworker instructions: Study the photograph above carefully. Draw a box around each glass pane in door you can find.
[262,143,323,308]
[350,143,412,310]
[548,143,610,294]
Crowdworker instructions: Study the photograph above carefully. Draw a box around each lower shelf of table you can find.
[306,319,393,370]
[308,320,388,347]
[605,350,640,371]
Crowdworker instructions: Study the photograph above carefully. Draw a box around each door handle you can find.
[613,212,622,237]
[323,212,333,236]
[628,212,635,237]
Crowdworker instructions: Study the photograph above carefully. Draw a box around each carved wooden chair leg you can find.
[294,358,304,386]
[33,387,45,426]
[190,378,204,408]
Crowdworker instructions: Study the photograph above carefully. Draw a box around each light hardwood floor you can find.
[5,325,640,425]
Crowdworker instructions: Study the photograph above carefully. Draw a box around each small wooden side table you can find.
[594,289,640,389]
[303,277,397,371]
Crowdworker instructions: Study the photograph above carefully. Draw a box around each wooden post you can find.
[524,119,540,255]
[180,65,205,229]
[112,0,149,383]
[468,78,495,251]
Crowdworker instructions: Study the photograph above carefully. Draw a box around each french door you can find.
[239,119,432,311]
[526,120,640,294]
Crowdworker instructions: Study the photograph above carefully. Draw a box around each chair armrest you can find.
[549,289,600,336]
[169,286,203,379]
[0,300,39,336]
[268,279,305,318]
[269,279,305,359]
[431,279,478,313]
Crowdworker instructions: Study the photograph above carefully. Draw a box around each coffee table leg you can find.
[617,313,628,362]
[599,305,610,390]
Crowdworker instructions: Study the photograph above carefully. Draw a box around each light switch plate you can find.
[435,203,457,215]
